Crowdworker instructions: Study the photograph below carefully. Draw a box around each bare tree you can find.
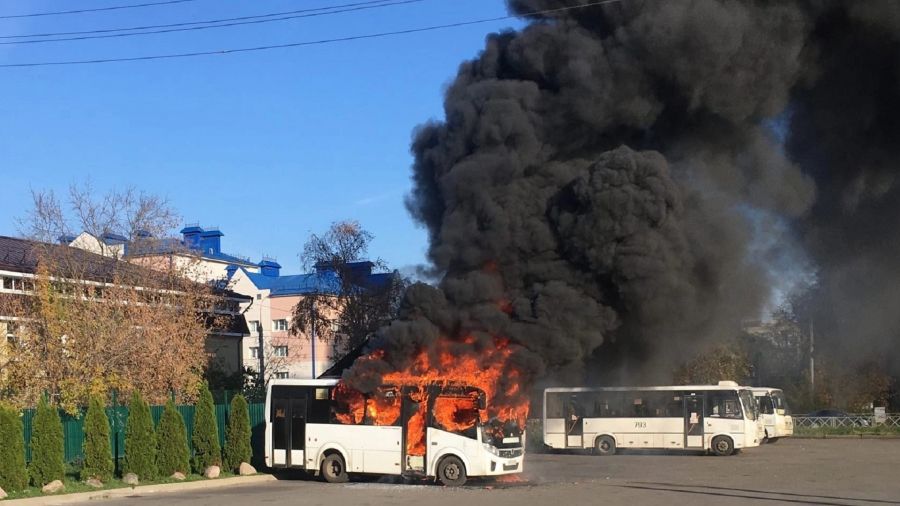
[291,221,406,361]
[1,185,221,413]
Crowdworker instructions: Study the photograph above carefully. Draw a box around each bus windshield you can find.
[739,390,758,420]
[771,391,790,414]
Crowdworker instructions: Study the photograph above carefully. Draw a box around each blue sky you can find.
[0,0,523,275]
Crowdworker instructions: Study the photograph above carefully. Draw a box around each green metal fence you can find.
[21,402,266,465]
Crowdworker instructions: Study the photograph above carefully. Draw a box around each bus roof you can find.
[544,385,751,393]
[269,378,340,387]
[750,387,783,395]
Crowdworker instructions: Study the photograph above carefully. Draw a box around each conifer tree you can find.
[191,383,221,472]
[223,395,251,471]
[124,391,157,480]
[81,396,113,482]
[0,403,28,491]
[29,396,64,487]
[156,400,190,476]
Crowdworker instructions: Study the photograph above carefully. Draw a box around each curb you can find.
[792,434,900,439]
[2,474,277,505]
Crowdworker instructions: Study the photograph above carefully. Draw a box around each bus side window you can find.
[546,392,566,418]
[666,394,684,417]
[707,392,742,419]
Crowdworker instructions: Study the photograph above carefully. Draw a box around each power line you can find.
[0,0,406,40]
[0,0,423,46]
[0,0,199,20]
[0,0,624,68]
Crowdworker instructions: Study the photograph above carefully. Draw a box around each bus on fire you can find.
[542,381,762,456]
[265,379,524,486]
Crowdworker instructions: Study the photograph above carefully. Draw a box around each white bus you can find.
[751,387,793,442]
[265,378,524,486]
[543,381,762,456]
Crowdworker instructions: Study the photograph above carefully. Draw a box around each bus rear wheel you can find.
[437,456,467,487]
[594,436,616,456]
[768,437,780,444]
[321,453,349,483]
[711,436,734,456]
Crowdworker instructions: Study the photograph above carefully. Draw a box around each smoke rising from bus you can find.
[343,1,900,399]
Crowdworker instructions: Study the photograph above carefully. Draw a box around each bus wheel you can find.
[711,436,734,456]
[437,456,467,487]
[768,437,779,444]
[595,436,616,456]
[321,453,349,483]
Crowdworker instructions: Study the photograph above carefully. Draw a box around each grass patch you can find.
[4,469,240,500]
[795,425,900,437]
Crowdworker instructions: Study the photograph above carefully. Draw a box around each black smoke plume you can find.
[344,0,900,393]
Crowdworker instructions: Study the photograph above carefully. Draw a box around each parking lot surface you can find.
[98,439,900,505]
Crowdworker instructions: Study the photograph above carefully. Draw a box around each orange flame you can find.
[334,335,530,453]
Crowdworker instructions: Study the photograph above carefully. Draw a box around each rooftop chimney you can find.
[259,257,281,277]
[200,228,224,255]
[180,224,203,250]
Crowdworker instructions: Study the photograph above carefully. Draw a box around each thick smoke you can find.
[345,0,900,392]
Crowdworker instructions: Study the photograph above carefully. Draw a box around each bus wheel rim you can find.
[716,440,729,452]
[601,441,610,451]
[445,463,460,480]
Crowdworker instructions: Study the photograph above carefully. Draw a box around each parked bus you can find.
[542,381,762,456]
[751,387,793,442]
[265,378,524,486]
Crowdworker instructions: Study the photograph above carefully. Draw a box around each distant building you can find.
[229,260,394,380]
[0,235,251,378]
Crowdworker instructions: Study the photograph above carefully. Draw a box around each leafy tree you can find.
[291,221,406,368]
[0,184,220,414]
[124,392,157,480]
[29,396,64,487]
[674,342,751,385]
[191,383,221,472]
[0,403,27,491]
[81,396,113,481]
[156,400,189,476]
[223,395,252,471]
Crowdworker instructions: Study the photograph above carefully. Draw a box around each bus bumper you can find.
[482,451,524,476]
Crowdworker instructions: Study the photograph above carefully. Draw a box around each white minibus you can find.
[752,387,793,442]
[543,381,761,456]
[265,379,524,486]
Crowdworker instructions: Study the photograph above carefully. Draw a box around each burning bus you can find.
[265,378,525,486]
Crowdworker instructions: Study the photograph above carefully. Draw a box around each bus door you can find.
[684,393,704,449]
[400,387,428,475]
[271,389,307,468]
[565,395,584,448]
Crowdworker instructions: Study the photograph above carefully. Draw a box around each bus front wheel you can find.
[321,453,349,483]
[711,436,734,456]
[594,436,616,456]
[437,456,467,487]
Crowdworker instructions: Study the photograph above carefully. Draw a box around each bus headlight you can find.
[483,443,500,456]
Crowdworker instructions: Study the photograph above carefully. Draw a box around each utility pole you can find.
[809,318,815,394]
[258,300,265,386]
[310,299,317,379]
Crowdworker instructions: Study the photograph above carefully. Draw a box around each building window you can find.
[248,320,260,332]
[274,345,288,357]
[250,347,260,359]
[274,372,289,379]
[273,319,288,332]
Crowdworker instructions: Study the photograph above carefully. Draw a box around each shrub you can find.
[156,400,190,476]
[124,391,157,480]
[223,395,252,471]
[82,395,113,481]
[0,403,27,491]
[191,383,221,472]
[29,396,64,487]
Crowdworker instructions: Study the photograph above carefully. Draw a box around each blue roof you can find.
[243,268,395,296]
[127,237,256,266]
